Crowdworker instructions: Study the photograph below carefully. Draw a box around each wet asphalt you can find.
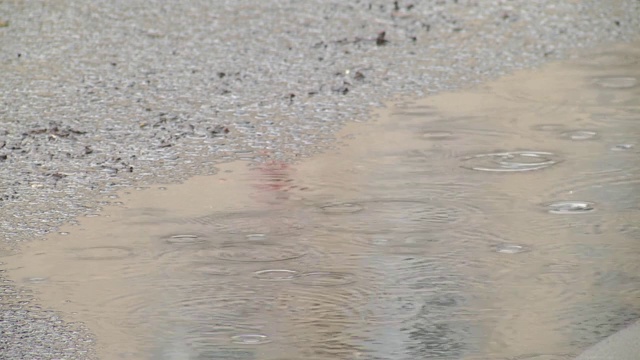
[1,1,639,359]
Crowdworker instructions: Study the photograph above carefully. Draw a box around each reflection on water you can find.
[5,41,640,359]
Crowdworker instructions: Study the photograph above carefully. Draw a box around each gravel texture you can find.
[0,0,639,358]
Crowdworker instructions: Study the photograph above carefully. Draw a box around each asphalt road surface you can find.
[1,1,639,359]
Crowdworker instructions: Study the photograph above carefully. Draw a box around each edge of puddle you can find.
[4,39,640,360]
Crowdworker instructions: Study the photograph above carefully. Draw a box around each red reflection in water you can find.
[253,161,293,193]
[247,159,299,207]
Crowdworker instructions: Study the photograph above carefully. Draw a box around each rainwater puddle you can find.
[5,41,640,360]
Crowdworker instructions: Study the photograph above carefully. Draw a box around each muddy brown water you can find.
[5,42,640,359]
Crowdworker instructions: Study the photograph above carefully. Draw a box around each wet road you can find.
[2,1,640,359]
[5,42,640,359]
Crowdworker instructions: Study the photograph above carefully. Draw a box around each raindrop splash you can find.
[73,246,135,261]
[320,202,364,214]
[594,76,638,89]
[531,124,567,132]
[611,144,634,151]
[230,334,271,345]
[292,271,356,287]
[561,130,598,141]
[420,131,455,140]
[204,242,307,262]
[461,151,561,172]
[253,269,298,281]
[164,234,204,245]
[546,201,596,214]
[496,244,529,254]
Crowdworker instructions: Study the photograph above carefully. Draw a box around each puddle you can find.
[5,41,640,359]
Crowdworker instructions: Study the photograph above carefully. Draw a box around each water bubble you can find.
[461,151,561,172]
[59,232,70,236]
[320,202,364,214]
[293,271,356,287]
[561,130,598,141]
[73,246,135,260]
[496,244,529,254]
[253,269,298,281]
[594,76,637,89]
[230,334,271,345]
[546,201,596,214]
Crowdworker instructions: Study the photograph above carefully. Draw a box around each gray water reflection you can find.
[5,41,640,359]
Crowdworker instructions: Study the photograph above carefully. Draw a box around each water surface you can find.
[5,41,640,359]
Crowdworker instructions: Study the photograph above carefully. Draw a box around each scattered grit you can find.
[1,0,639,358]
